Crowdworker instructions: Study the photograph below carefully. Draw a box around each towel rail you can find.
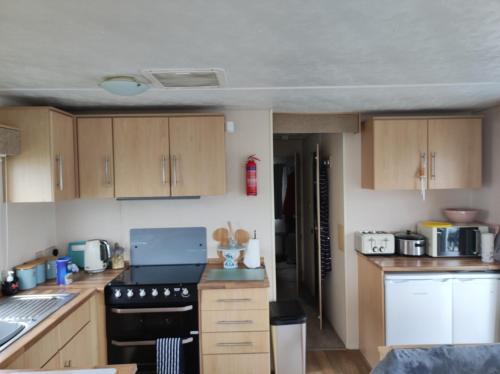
[111,337,194,347]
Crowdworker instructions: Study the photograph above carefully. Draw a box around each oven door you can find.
[107,304,199,374]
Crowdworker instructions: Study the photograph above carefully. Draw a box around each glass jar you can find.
[111,243,125,270]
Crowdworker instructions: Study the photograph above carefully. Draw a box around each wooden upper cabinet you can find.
[362,118,428,190]
[51,111,77,201]
[0,107,76,202]
[113,117,171,198]
[428,118,482,189]
[77,118,114,198]
[362,116,482,190]
[169,116,226,196]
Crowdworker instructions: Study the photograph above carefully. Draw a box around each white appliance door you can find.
[385,274,453,345]
[452,273,500,343]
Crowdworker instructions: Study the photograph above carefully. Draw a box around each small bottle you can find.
[2,271,20,296]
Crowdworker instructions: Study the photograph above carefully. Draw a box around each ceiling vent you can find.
[141,68,226,89]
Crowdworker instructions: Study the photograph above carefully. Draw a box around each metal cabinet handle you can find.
[216,320,253,325]
[430,152,436,180]
[161,155,167,185]
[216,342,253,347]
[216,298,252,303]
[104,157,111,185]
[172,155,178,187]
[56,154,64,191]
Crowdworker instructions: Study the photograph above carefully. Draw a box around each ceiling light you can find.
[99,76,149,96]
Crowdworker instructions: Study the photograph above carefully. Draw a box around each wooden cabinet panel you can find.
[77,117,114,198]
[5,354,25,369]
[169,116,226,196]
[113,117,170,198]
[41,353,61,370]
[428,118,482,189]
[51,110,77,201]
[201,310,269,332]
[24,326,60,369]
[362,119,428,190]
[202,353,270,374]
[59,323,96,369]
[201,288,268,311]
[58,299,90,347]
[202,331,270,355]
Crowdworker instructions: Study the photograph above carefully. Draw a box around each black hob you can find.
[105,264,205,306]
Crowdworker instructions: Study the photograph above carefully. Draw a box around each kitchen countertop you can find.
[0,363,137,373]
[0,268,124,367]
[198,260,270,290]
[37,268,124,292]
[360,252,500,272]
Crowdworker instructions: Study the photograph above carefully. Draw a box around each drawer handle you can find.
[64,360,72,368]
[216,298,252,303]
[217,320,253,325]
[216,341,253,347]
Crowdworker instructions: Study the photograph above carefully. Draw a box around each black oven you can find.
[106,287,200,374]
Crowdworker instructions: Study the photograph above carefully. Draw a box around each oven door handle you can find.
[111,337,194,347]
[110,305,193,314]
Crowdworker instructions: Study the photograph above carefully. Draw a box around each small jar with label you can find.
[112,243,125,270]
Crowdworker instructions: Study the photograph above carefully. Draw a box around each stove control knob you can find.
[379,246,385,253]
[114,289,122,298]
[139,289,146,298]
[126,289,134,298]
[151,288,159,297]
[181,288,190,298]
[372,247,378,253]
[164,288,171,297]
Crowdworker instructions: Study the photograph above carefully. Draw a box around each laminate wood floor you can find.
[306,350,371,374]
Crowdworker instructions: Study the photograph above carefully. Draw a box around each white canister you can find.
[481,232,495,263]
[244,239,261,268]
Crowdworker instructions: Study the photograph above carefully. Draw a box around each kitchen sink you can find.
[0,293,77,352]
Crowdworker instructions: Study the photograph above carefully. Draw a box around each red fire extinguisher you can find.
[246,155,260,196]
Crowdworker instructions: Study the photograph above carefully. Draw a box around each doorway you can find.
[273,133,344,351]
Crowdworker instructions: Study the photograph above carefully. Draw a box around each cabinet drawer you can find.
[24,327,60,368]
[58,299,90,347]
[203,353,270,374]
[201,288,268,311]
[202,310,269,332]
[202,331,270,354]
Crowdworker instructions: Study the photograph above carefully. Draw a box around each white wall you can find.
[3,203,56,270]
[475,106,500,223]
[342,132,476,348]
[54,110,277,297]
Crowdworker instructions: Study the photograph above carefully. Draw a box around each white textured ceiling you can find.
[2,0,500,112]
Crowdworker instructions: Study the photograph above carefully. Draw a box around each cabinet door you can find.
[367,119,428,189]
[428,118,482,189]
[385,276,453,345]
[77,118,114,198]
[113,117,170,198]
[452,277,500,343]
[42,353,61,370]
[59,323,96,369]
[169,116,226,196]
[50,110,76,200]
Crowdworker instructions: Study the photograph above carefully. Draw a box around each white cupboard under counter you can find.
[358,253,500,368]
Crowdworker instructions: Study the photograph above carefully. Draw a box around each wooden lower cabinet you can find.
[42,353,61,370]
[1,296,99,370]
[60,323,97,368]
[200,287,270,374]
[203,353,270,374]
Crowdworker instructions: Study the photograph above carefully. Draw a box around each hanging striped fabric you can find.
[157,337,184,374]
[319,161,332,279]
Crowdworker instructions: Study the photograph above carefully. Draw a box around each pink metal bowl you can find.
[443,208,479,223]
